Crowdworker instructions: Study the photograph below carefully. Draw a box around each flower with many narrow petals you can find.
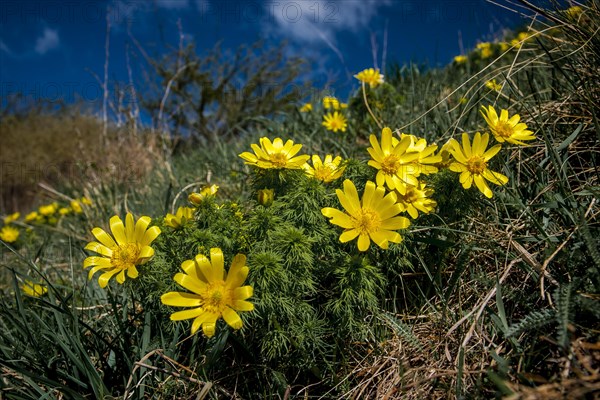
[395,182,437,219]
[0,225,19,243]
[21,280,47,297]
[83,213,161,288]
[367,127,421,194]
[354,68,384,88]
[322,180,410,252]
[447,132,509,198]
[481,105,536,145]
[161,248,254,337]
[304,154,346,183]
[164,206,195,229]
[322,112,348,133]
[454,55,467,64]
[239,137,310,170]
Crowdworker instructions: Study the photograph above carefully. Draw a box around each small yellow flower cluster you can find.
[22,197,93,226]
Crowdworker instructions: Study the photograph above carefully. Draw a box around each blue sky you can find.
[0,0,526,109]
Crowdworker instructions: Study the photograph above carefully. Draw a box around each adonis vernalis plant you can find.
[161,248,254,337]
[83,213,161,288]
[239,137,310,169]
[480,105,536,145]
[354,67,384,88]
[303,154,346,183]
[447,132,509,198]
[322,179,410,251]
[322,111,348,133]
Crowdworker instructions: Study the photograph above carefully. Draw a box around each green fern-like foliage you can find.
[505,308,556,338]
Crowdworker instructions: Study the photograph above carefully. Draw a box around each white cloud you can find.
[156,0,189,9]
[34,28,60,55]
[266,0,391,44]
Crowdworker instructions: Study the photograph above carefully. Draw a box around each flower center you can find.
[314,164,335,181]
[381,154,401,175]
[202,281,233,313]
[330,119,343,129]
[495,121,513,138]
[271,153,288,168]
[404,188,419,203]
[111,243,140,270]
[352,208,381,234]
[466,156,487,174]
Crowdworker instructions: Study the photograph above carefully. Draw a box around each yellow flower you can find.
[161,248,254,337]
[0,225,19,243]
[454,55,467,64]
[395,182,437,219]
[354,68,384,88]
[189,184,219,205]
[304,154,346,183]
[322,180,410,252]
[299,103,313,112]
[25,211,38,222]
[447,132,509,198]
[257,189,274,206]
[39,202,58,216]
[70,200,83,214]
[367,127,421,194]
[81,197,93,206]
[164,206,195,229]
[21,280,47,297]
[477,42,493,59]
[322,112,348,133]
[83,213,161,288]
[239,137,310,170]
[481,105,536,145]
[566,6,582,18]
[59,207,71,216]
[499,42,510,51]
[323,96,341,110]
[485,79,502,92]
[3,212,20,224]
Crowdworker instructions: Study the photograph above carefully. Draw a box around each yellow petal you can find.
[210,248,225,282]
[161,291,203,307]
[134,216,151,243]
[91,227,117,249]
[174,273,207,294]
[340,229,360,243]
[170,307,205,321]
[127,265,139,279]
[233,286,253,300]
[222,307,243,330]
[141,226,161,247]
[98,269,120,288]
[109,216,127,246]
[84,242,113,257]
[233,300,254,311]
[357,234,370,252]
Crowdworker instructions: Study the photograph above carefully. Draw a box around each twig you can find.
[361,83,383,129]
